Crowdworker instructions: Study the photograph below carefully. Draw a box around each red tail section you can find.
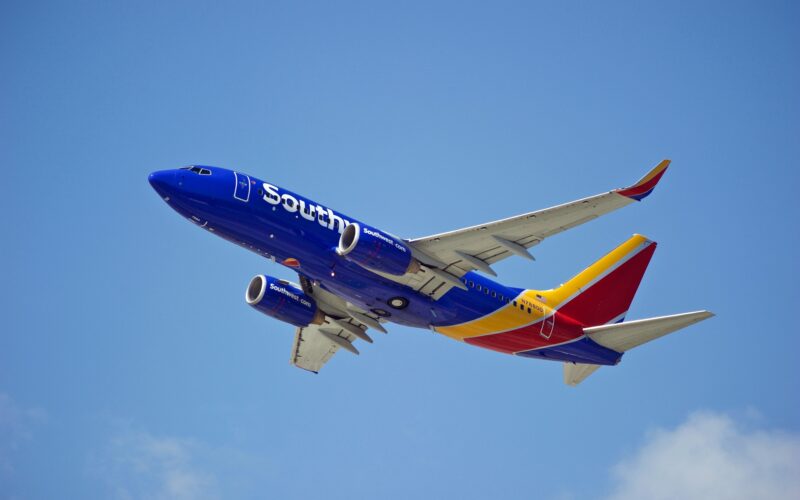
[543,235,656,327]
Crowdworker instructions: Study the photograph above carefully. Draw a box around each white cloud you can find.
[100,428,218,500]
[93,424,270,500]
[0,393,46,475]
[607,411,800,500]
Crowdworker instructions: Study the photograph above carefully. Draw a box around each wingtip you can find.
[699,310,716,319]
[675,310,716,323]
[616,159,670,201]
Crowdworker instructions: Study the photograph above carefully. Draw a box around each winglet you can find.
[616,159,670,201]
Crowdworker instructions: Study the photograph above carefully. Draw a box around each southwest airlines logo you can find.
[262,183,350,233]
[363,227,408,253]
[269,281,312,308]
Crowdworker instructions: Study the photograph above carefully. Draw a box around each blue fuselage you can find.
[149,166,521,329]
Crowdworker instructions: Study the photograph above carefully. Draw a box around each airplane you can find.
[148,160,713,385]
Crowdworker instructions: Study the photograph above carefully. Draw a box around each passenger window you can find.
[513,301,517,307]
[527,307,532,314]
[492,291,496,298]
[477,285,482,292]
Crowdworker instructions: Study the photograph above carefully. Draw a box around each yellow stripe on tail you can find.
[539,234,656,326]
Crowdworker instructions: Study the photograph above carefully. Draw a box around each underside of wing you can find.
[291,325,339,373]
[290,277,387,373]
[291,317,371,373]
[407,160,670,279]
[363,264,467,300]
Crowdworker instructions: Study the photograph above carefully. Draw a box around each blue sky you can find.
[1,1,798,498]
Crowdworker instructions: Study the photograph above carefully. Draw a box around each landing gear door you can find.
[234,172,251,202]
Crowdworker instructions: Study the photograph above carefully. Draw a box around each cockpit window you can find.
[185,166,212,175]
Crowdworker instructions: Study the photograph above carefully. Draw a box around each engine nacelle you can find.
[245,275,324,327]
[337,223,420,276]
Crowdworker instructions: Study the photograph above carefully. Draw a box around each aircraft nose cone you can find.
[148,170,176,195]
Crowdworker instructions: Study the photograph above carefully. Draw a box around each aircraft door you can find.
[234,172,251,202]
[540,312,555,339]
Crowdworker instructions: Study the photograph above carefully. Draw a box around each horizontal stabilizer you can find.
[564,363,602,386]
[564,311,714,386]
[585,311,714,352]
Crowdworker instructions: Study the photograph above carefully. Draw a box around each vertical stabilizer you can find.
[541,234,656,327]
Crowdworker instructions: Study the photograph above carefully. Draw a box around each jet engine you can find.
[245,275,324,327]
[337,223,420,276]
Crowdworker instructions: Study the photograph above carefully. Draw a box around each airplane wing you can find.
[407,160,670,279]
[291,275,386,373]
[291,317,371,373]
